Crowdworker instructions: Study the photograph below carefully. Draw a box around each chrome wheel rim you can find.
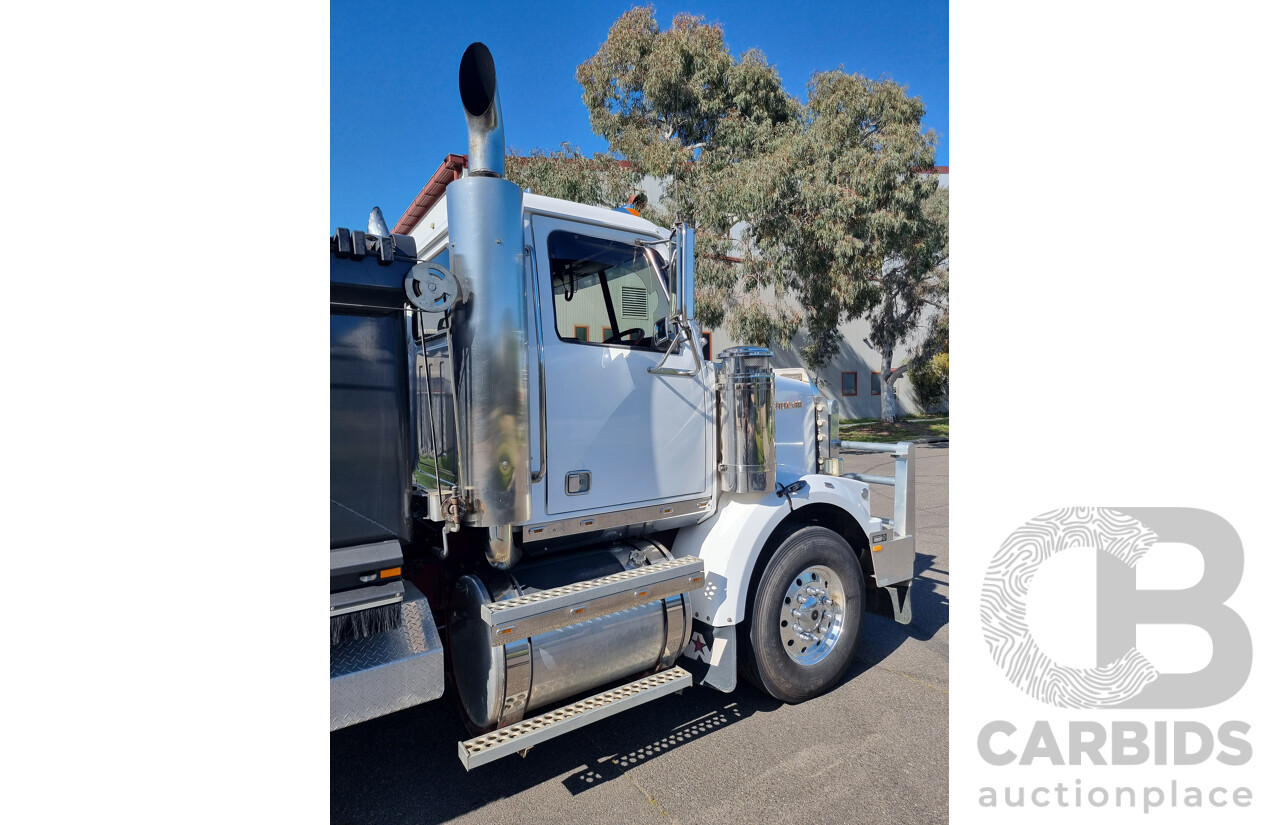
[777,564,845,665]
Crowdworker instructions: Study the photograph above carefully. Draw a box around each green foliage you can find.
[746,71,946,371]
[576,6,799,346]
[505,145,640,207]
[558,7,949,372]
[908,352,949,412]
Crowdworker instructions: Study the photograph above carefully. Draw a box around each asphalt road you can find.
[332,443,949,824]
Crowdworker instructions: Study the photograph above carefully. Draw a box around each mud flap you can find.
[867,529,915,625]
[680,619,737,693]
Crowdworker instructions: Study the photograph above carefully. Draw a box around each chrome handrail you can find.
[527,244,548,484]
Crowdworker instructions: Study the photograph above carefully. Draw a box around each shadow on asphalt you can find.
[331,678,782,824]
[853,548,948,673]
[559,684,781,795]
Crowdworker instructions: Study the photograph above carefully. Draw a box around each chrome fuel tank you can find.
[450,540,692,731]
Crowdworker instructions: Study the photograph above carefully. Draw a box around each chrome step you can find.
[480,555,704,645]
[458,666,693,770]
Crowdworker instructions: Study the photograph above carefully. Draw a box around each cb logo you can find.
[981,507,1251,708]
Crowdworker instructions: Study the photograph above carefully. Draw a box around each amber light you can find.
[380,567,402,578]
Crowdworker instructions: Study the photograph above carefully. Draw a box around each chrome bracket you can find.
[442,486,466,533]
[647,313,703,378]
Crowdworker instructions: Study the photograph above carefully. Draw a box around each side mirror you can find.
[653,317,671,347]
[671,222,695,321]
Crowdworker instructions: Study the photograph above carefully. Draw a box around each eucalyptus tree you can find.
[504,144,640,208]
[744,71,948,420]
[568,7,947,419]
[576,6,799,339]
[859,181,948,421]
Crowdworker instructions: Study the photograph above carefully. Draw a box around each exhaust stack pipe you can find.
[459,42,505,177]
[446,42,530,568]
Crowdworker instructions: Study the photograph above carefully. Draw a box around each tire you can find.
[740,524,865,703]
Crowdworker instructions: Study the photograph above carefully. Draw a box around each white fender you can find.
[671,474,874,627]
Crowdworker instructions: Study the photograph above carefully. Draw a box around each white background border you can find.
[4,2,1278,822]
[952,1,1279,821]
[4,3,328,821]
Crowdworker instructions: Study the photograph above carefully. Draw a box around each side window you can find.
[548,230,670,349]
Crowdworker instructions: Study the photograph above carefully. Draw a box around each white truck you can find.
[330,42,917,770]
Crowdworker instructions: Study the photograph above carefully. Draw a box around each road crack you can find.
[877,664,949,695]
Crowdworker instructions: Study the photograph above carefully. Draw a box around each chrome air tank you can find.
[718,346,777,493]
[450,539,692,731]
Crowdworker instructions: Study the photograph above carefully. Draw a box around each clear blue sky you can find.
[331,0,948,232]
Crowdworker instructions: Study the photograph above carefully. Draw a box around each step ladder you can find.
[480,555,704,644]
[459,667,693,770]
[459,555,705,770]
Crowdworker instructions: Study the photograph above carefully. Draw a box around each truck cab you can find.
[410,194,715,535]
[330,42,918,770]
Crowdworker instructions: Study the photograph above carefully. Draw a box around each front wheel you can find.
[740,525,865,703]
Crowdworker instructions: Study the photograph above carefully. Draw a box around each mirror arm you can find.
[639,230,702,377]
[647,313,702,377]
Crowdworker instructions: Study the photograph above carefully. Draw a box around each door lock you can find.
[566,471,591,495]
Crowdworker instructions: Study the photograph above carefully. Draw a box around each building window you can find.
[700,331,712,361]
[871,372,882,396]
[841,372,858,396]
[548,230,671,349]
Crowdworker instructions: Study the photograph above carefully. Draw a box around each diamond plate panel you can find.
[331,581,445,730]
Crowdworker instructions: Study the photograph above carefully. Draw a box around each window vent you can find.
[621,286,648,318]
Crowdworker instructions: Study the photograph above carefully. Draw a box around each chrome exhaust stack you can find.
[459,42,506,177]
[446,42,530,567]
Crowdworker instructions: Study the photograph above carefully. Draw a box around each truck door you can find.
[532,216,710,516]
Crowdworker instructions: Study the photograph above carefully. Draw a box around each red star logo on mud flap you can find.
[692,635,707,655]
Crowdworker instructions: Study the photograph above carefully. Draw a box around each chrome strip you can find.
[526,243,548,485]
[329,580,406,617]
[498,637,532,727]
[659,594,687,669]
[521,496,712,543]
